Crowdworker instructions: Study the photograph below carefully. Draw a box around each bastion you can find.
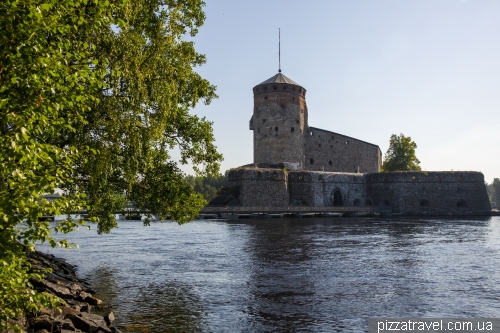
[226,72,491,215]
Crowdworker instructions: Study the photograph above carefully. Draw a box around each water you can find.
[39,217,500,332]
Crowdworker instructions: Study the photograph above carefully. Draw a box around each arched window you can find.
[457,199,468,208]
[328,161,332,166]
[382,199,390,206]
[291,127,294,132]
[310,158,314,164]
[275,127,278,131]
[365,199,373,206]
[353,199,360,206]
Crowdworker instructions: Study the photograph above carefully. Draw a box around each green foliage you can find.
[1,0,221,329]
[488,178,500,208]
[185,170,230,202]
[381,134,421,172]
[1,0,119,329]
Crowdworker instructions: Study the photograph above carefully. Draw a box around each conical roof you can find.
[257,72,300,86]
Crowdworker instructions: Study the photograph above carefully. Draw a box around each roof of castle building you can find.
[258,72,300,86]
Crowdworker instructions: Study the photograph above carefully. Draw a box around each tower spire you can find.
[278,28,281,73]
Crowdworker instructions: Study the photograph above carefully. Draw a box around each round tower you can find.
[250,73,308,170]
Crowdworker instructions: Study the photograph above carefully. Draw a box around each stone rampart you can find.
[365,171,491,215]
[229,168,491,215]
[228,167,289,207]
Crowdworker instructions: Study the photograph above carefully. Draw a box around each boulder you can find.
[77,291,103,306]
[53,318,76,331]
[68,283,83,296]
[66,313,111,333]
[28,315,53,331]
[38,280,73,299]
[104,312,115,326]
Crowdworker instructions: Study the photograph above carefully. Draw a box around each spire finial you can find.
[278,28,281,73]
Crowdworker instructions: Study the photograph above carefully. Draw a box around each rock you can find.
[38,279,73,299]
[80,303,92,313]
[65,299,91,312]
[53,318,77,331]
[34,330,50,333]
[104,312,115,325]
[66,313,111,333]
[28,315,53,331]
[76,291,90,302]
[78,291,103,306]
[110,327,123,333]
[60,306,80,316]
[68,283,83,296]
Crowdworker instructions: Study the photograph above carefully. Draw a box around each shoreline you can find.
[20,250,122,333]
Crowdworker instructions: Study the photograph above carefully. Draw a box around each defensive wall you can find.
[305,127,381,173]
[228,167,491,215]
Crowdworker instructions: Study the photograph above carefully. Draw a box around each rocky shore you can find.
[20,251,121,333]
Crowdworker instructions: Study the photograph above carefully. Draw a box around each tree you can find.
[185,171,230,202]
[491,178,500,208]
[381,134,421,172]
[1,0,221,329]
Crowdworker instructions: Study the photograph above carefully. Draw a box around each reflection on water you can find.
[40,217,500,332]
[121,282,206,333]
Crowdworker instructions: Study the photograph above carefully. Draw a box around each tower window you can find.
[275,127,278,131]
[291,127,294,132]
[310,158,314,164]
[296,119,299,124]
[258,128,260,133]
[262,119,266,123]
[319,144,321,147]
[329,161,332,165]
[273,85,277,90]
[264,96,267,99]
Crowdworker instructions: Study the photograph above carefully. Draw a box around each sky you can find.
[181,0,500,183]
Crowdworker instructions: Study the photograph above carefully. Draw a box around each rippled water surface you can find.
[40,217,500,332]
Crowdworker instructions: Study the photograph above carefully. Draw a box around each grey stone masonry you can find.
[229,168,491,215]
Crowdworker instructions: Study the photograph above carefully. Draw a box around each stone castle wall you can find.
[304,127,381,173]
[365,171,491,214]
[228,168,289,207]
[287,171,367,206]
[228,168,491,215]
[252,83,308,170]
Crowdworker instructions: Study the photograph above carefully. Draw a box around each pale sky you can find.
[183,0,500,183]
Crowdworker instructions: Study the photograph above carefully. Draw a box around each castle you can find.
[228,72,491,215]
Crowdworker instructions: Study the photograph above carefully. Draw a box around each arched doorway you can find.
[333,191,342,206]
[420,199,430,207]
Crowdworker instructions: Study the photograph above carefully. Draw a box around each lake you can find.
[39,216,500,332]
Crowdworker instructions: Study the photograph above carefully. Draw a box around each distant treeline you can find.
[185,170,231,202]
[486,178,500,208]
